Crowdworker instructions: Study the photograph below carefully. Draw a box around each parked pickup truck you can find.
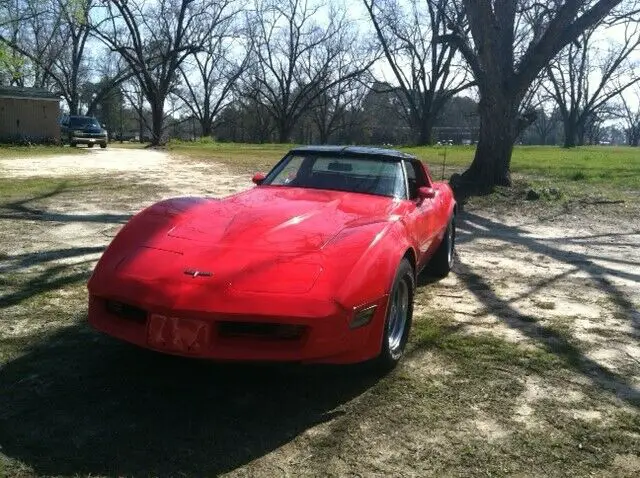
[60,115,108,148]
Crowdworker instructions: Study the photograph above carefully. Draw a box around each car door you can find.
[404,159,438,268]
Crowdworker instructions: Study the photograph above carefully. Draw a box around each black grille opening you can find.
[105,300,147,324]
[218,322,306,340]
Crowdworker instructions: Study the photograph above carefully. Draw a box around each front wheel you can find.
[100,142,107,149]
[375,258,415,370]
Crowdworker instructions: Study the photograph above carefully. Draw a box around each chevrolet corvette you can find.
[88,146,456,368]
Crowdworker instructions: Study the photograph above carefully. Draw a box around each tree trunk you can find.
[277,120,292,143]
[416,117,434,146]
[150,101,164,146]
[318,127,328,144]
[201,120,212,138]
[68,98,79,116]
[451,92,517,197]
[576,121,586,146]
[563,119,577,148]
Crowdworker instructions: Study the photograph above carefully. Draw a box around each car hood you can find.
[151,186,402,254]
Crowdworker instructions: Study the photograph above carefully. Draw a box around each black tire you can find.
[100,142,107,149]
[87,143,94,148]
[375,258,415,371]
[70,141,77,147]
[429,214,456,278]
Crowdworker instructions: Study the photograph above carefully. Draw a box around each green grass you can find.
[167,140,295,173]
[405,145,640,190]
[167,142,640,200]
[0,145,85,158]
[0,177,92,202]
[0,175,165,205]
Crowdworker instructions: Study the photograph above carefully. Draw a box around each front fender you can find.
[333,220,414,308]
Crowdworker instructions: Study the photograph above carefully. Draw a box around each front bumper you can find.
[88,293,389,364]
[71,136,107,144]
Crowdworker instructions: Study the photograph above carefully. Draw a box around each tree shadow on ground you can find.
[0,184,132,224]
[0,322,380,477]
[0,185,133,308]
[0,262,94,308]
[454,211,640,408]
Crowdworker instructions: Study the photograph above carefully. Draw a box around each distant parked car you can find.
[60,115,108,148]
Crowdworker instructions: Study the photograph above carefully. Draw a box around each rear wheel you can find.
[429,215,456,278]
[87,143,94,148]
[100,142,107,149]
[70,141,77,147]
[375,258,415,370]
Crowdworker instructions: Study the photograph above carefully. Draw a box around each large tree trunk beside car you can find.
[150,101,164,146]
[451,88,519,195]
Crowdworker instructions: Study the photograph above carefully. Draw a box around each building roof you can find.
[0,86,61,101]
[290,145,416,160]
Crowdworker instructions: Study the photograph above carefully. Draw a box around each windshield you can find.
[70,117,101,128]
[263,154,407,198]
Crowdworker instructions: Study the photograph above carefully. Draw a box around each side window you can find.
[407,160,429,199]
[269,155,305,185]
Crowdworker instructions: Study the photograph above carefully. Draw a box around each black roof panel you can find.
[290,145,416,160]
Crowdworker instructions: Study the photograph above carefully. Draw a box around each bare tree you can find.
[122,78,150,142]
[310,77,369,144]
[545,23,640,147]
[94,0,231,145]
[0,0,93,112]
[616,89,640,145]
[176,9,249,138]
[0,0,63,89]
[0,0,129,114]
[531,107,561,145]
[439,0,635,195]
[0,0,28,86]
[363,0,472,145]
[54,0,93,113]
[248,0,375,143]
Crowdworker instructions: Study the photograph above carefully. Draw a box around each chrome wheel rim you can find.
[447,223,455,267]
[388,279,409,354]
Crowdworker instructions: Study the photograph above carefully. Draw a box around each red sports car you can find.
[88,146,456,368]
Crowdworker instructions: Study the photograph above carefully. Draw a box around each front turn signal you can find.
[350,305,377,329]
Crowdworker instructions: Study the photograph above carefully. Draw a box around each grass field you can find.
[167,141,640,200]
[0,144,638,476]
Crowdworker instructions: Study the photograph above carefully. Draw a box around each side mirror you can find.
[252,172,266,185]
[418,186,436,199]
